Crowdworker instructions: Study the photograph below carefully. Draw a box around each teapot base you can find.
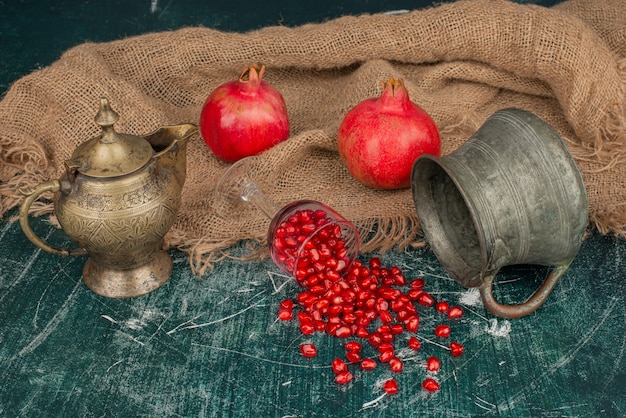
[82,250,173,298]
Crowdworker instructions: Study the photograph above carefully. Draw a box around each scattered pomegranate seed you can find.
[410,278,425,289]
[344,341,362,352]
[404,315,420,333]
[383,379,399,395]
[275,250,467,394]
[434,324,451,338]
[334,326,352,338]
[280,299,294,309]
[447,306,464,319]
[332,358,348,374]
[335,371,354,385]
[360,358,377,370]
[346,350,361,363]
[408,336,421,350]
[300,343,317,357]
[278,308,293,321]
[379,350,394,363]
[389,357,403,373]
[426,356,441,371]
[422,377,440,392]
[436,301,449,313]
[450,341,465,357]
[417,292,435,307]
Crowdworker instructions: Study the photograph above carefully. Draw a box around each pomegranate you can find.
[199,64,289,162]
[337,77,440,189]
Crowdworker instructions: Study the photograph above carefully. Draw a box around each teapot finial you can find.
[95,97,120,144]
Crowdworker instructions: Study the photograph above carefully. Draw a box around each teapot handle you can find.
[19,180,88,257]
[478,264,570,319]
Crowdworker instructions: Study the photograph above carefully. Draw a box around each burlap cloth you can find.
[1,0,624,274]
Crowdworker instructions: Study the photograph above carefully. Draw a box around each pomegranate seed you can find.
[422,378,440,392]
[344,341,362,352]
[369,257,382,269]
[404,316,420,333]
[390,324,404,335]
[389,357,403,373]
[407,288,423,301]
[426,356,441,371]
[332,358,348,374]
[300,323,315,335]
[334,326,352,338]
[434,324,451,338]
[436,301,450,313]
[375,299,389,312]
[326,322,341,335]
[374,342,392,353]
[343,313,357,324]
[335,371,354,385]
[447,306,464,319]
[280,299,294,310]
[410,278,425,289]
[300,343,317,357]
[393,274,407,286]
[346,350,361,363]
[418,292,435,307]
[278,309,293,321]
[450,341,465,357]
[408,336,421,350]
[379,310,393,323]
[379,350,394,363]
[368,333,382,346]
[360,358,377,371]
[356,327,369,338]
[383,379,399,395]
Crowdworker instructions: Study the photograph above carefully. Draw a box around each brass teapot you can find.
[19,98,197,298]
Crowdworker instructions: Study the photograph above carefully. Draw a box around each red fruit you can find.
[199,64,289,162]
[332,358,348,374]
[448,306,464,319]
[410,278,425,289]
[389,357,403,373]
[346,351,361,363]
[345,341,362,352]
[300,343,317,357]
[368,333,382,346]
[417,292,435,307]
[434,324,451,338]
[422,378,440,392]
[277,308,293,321]
[436,301,450,313]
[379,350,394,363]
[280,299,294,310]
[300,323,315,335]
[426,356,441,372]
[404,316,420,333]
[335,371,354,385]
[450,341,465,357]
[360,358,377,371]
[337,77,441,189]
[334,326,353,338]
[408,336,421,350]
[383,379,399,395]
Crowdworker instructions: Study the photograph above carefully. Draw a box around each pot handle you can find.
[478,264,569,319]
[19,180,88,257]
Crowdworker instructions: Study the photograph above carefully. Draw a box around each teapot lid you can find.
[67,97,154,177]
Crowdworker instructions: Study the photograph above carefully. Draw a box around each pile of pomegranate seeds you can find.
[275,209,465,396]
[272,208,350,284]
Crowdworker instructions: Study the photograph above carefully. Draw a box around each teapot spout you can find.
[147,123,198,186]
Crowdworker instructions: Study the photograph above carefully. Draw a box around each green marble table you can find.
[1,1,624,417]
